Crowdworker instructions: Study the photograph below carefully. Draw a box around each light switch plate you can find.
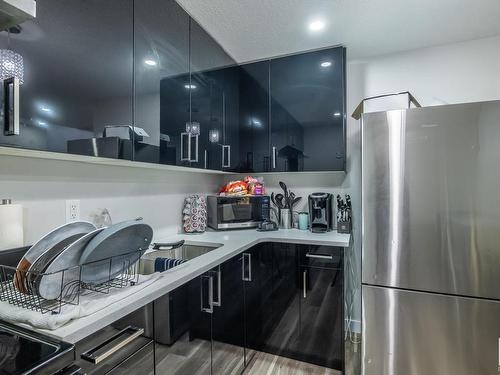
[66,200,80,222]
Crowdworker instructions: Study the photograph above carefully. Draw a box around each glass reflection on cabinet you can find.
[0,0,134,159]
[135,0,190,165]
[270,47,346,171]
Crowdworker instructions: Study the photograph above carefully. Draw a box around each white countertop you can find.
[31,229,350,343]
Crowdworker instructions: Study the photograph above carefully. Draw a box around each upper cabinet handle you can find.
[3,77,20,136]
[272,146,277,169]
[180,132,191,161]
[190,134,199,163]
[222,145,231,168]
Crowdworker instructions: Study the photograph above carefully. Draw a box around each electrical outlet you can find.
[66,200,80,222]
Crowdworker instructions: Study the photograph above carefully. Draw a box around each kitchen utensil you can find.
[291,196,302,208]
[279,208,292,229]
[36,227,105,300]
[275,193,286,209]
[298,212,309,230]
[79,218,153,284]
[271,192,277,207]
[15,221,96,294]
[279,181,289,207]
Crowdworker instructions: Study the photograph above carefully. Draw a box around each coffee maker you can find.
[308,193,333,233]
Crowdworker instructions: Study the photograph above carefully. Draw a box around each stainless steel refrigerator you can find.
[362,101,500,375]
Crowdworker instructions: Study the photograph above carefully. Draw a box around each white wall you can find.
[358,35,500,106]
[0,155,220,245]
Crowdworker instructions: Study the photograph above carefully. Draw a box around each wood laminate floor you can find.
[243,351,342,375]
[155,333,344,375]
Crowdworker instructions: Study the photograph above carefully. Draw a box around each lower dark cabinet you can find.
[74,304,154,375]
[151,242,343,374]
[187,263,246,375]
[293,266,344,370]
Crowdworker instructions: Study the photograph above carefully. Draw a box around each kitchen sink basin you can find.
[138,242,221,275]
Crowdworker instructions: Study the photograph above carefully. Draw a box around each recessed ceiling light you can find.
[184,84,197,89]
[320,61,332,68]
[308,20,325,32]
[333,112,341,117]
[40,106,51,112]
[37,120,47,127]
[144,59,157,66]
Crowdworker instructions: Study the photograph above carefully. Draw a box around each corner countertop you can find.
[29,229,350,344]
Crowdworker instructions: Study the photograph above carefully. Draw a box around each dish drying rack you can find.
[0,250,141,315]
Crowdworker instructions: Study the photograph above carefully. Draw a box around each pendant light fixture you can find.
[0,28,24,84]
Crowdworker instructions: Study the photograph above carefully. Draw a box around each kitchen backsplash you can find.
[0,155,220,245]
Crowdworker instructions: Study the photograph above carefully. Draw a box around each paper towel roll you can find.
[0,204,24,251]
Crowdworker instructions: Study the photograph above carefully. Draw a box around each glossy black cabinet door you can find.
[270,47,346,171]
[134,0,190,165]
[190,20,237,171]
[0,0,134,159]
[211,259,246,374]
[188,265,245,375]
[237,61,271,173]
[242,243,270,362]
[293,266,344,370]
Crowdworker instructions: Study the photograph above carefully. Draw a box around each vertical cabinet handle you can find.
[212,266,222,307]
[190,134,199,163]
[3,77,19,136]
[242,253,252,281]
[272,146,277,169]
[200,274,214,314]
[222,145,231,168]
[204,149,208,169]
[180,132,191,161]
[303,270,307,299]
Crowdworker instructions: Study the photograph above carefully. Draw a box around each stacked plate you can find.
[15,219,153,300]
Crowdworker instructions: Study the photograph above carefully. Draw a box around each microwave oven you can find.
[207,195,270,230]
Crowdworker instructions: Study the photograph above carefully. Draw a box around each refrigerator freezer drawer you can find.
[362,285,500,375]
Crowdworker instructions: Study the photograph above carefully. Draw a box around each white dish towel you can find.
[0,273,162,331]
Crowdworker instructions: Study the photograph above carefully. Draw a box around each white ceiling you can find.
[176,0,500,63]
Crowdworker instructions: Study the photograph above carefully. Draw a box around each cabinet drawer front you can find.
[74,304,153,374]
[299,245,343,269]
[107,341,154,375]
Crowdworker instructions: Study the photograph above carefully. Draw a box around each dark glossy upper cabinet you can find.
[270,47,346,171]
[135,0,190,166]
[155,14,237,170]
[189,19,238,171]
[0,0,134,159]
[237,61,271,173]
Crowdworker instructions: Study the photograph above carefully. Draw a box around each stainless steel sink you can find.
[139,242,221,275]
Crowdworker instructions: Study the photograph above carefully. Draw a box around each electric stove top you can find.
[0,321,73,375]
